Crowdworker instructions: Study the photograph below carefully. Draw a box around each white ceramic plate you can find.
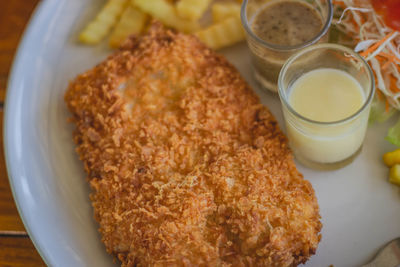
[4,0,400,266]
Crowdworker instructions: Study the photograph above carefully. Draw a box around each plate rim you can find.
[3,1,53,266]
[3,1,400,266]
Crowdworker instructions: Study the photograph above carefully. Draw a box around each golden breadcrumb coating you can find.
[65,22,321,267]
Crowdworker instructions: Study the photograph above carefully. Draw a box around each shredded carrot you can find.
[377,52,400,63]
[348,18,360,32]
[376,54,387,62]
[376,53,396,70]
[377,88,384,100]
[382,61,391,70]
[332,0,346,8]
[385,98,390,112]
[390,76,400,93]
[359,31,396,57]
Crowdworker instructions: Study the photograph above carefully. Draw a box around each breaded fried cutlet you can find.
[65,22,322,266]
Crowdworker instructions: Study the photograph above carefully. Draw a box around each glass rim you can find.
[241,0,333,51]
[277,43,375,126]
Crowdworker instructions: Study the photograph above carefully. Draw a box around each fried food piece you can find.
[65,22,322,266]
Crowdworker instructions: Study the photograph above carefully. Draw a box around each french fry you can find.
[79,0,128,45]
[132,0,198,33]
[109,5,148,48]
[212,2,241,23]
[195,16,245,50]
[176,0,212,21]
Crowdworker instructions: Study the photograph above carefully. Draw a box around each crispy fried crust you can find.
[65,22,322,267]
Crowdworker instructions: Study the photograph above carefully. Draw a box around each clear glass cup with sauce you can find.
[241,0,333,93]
[278,44,375,170]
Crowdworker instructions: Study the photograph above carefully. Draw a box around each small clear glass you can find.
[241,0,333,93]
[278,44,375,170]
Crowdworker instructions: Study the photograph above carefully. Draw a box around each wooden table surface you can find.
[0,0,46,265]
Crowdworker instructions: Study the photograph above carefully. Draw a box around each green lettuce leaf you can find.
[369,95,396,124]
[386,117,400,147]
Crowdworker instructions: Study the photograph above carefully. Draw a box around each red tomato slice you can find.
[372,0,400,31]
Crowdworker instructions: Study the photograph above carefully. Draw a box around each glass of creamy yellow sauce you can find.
[278,44,375,170]
[241,0,333,93]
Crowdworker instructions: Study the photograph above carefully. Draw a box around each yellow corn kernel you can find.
[383,148,400,167]
[389,164,400,186]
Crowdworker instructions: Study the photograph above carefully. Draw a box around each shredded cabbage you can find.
[334,0,400,145]
[334,0,400,108]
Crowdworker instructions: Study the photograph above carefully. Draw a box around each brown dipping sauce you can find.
[251,0,324,46]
